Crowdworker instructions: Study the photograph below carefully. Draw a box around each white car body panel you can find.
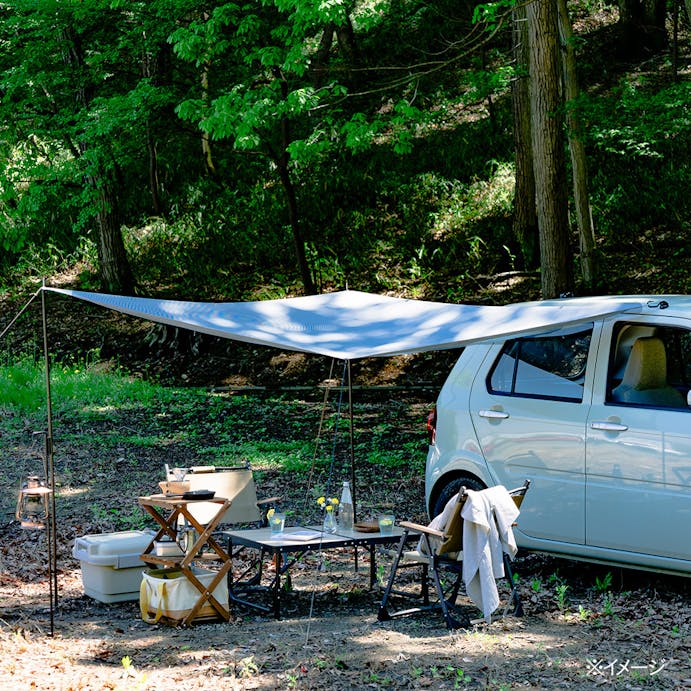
[426,296,691,575]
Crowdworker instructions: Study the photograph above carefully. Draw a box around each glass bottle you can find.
[339,481,354,531]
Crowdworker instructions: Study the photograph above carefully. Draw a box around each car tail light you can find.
[426,406,437,444]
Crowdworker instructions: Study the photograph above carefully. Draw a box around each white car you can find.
[425,295,691,575]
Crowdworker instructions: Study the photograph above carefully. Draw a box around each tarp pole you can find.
[41,281,58,635]
[347,359,356,522]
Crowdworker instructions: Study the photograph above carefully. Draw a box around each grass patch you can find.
[0,354,185,419]
[0,356,418,477]
[196,439,319,472]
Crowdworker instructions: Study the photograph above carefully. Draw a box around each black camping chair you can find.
[377,480,531,629]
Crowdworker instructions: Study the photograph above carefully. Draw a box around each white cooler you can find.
[72,530,154,603]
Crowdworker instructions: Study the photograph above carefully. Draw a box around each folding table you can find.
[224,525,412,619]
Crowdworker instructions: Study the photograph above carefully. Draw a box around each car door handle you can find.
[590,421,628,432]
[478,409,510,419]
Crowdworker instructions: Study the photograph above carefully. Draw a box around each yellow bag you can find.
[139,567,228,624]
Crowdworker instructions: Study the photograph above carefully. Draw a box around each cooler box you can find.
[72,530,154,603]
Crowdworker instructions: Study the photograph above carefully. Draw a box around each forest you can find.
[0,0,689,306]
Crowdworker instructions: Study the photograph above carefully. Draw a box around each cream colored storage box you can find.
[72,530,154,603]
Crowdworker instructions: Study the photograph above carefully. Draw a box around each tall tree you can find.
[557,0,596,290]
[527,0,573,298]
[0,0,191,293]
[511,0,539,271]
[616,0,668,55]
[60,24,135,295]
[171,2,361,295]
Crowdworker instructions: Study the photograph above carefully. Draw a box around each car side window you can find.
[488,326,593,402]
[607,322,691,409]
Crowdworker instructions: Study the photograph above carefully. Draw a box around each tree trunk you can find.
[617,0,668,55]
[201,61,217,176]
[511,3,539,270]
[96,181,136,294]
[142,42,172,215]
[275,72,316,295]
[61,25,135,294]
[276,151,317,296]
[557,0,597,290]
[313,16,359,87]
[313,22,335,87]
[335,15,359,64]
[146,129,161,215]
[527,0,573,299]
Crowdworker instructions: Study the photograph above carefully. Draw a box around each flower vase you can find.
[323,510,337,534]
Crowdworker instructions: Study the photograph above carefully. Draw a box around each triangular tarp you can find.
[44,288,643,360]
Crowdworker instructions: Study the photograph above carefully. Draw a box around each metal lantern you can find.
[16,475,52,529]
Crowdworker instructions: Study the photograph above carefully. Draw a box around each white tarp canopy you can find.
[44,287,644,360]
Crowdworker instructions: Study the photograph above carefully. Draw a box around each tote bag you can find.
[140,567,228,624]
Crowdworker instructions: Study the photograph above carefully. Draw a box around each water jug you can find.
[339,481,354,530]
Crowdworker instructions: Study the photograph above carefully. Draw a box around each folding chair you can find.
[165,463,279,527]
[377,480,530,629]
[164,464,281,596]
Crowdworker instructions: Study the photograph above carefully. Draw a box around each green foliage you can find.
[473,0,516,30]
[199,439,317,471]
[555,582,570,612]
[601,592,615,616]
[0,0,687,298]
[0,0,200,285]
[593,571,613,593]
[171,1,342,153]
[578,604,593,621]
[585,79,691,239]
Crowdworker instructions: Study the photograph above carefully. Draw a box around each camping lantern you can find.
[16,475,52,529]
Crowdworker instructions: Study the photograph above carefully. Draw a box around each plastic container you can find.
[72,530,154,603]
[154,539,185,557]
[339,481,354,531]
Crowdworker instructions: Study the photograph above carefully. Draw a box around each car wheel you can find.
[431,475,486,518]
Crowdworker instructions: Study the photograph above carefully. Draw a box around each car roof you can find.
[513,295,691,319]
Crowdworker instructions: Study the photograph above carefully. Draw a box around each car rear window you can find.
[488,326,592,401]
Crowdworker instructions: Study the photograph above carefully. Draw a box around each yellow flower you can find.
[332,498,339,506]
[267,508,275,519]
[317,496,326,506]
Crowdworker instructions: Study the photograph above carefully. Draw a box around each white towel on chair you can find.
[461,486,520,622]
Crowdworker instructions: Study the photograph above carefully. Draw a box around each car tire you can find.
[431,474,486,518]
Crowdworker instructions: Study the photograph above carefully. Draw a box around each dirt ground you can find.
[0,523,689,690]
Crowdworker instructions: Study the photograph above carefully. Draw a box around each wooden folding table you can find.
[138,494,232,626]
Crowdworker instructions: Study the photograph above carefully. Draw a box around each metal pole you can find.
[346,359,359,573]
[347,359,356,522]
[41,281,57,635]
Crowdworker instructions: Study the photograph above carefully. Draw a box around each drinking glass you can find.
[269,512,286,534]
[378,514,395,535]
